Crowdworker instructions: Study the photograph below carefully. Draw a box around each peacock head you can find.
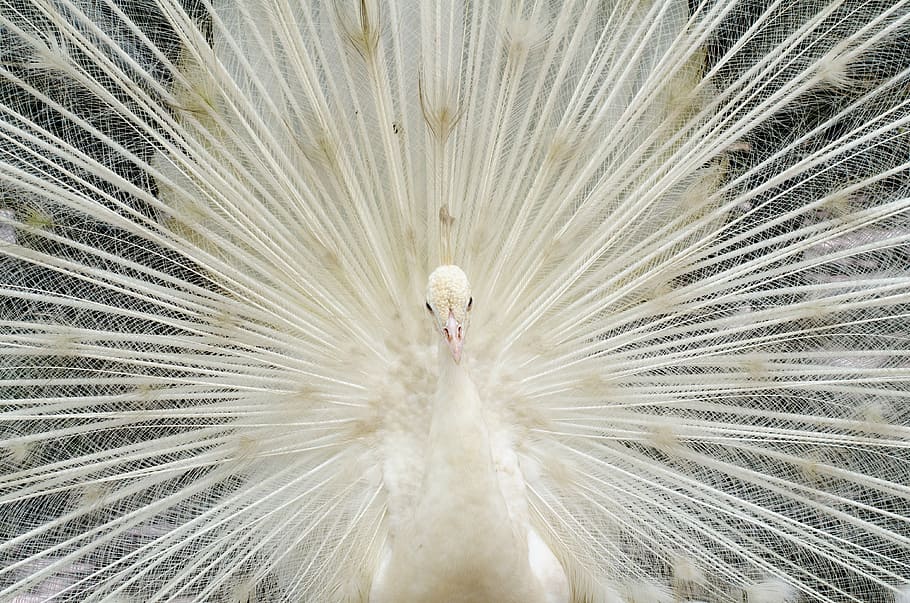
[425,265,473,363]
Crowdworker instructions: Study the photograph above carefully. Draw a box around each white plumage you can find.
[0,0,909,602]
[370,265,568,603]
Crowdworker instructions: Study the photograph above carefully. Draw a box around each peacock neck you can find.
[381,342,547,602]
[430,340,488,468]
[369,342,550,602]
[420,341,512,527]
[436,342,479,396]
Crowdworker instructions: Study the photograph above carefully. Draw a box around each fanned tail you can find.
[0,1,908,601]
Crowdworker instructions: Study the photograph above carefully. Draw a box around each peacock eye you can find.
[467,297,473,311]
[425,301,432,312]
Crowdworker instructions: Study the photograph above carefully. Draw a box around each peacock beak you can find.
[443,310,464,363]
